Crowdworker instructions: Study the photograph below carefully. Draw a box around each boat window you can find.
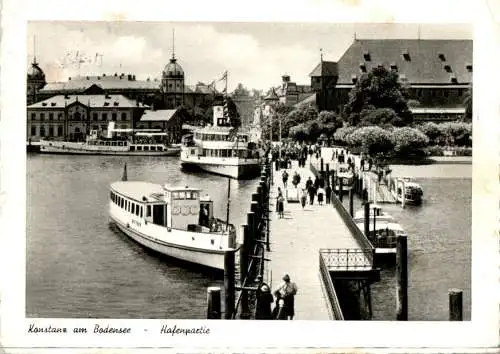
[192,192,198,199]
[146,205,151,217]
[172,192,179,199]
[111,142,116,146]
[136,205,140,216]
[140,206,143,217]
[158,146,163,151]
[178,191,186,199]
[131,146,135,151]
[132,203,135,214]
[106,142,110,146]
[110,191,113,200]
[144,146,150,151]
[137,146,143,151]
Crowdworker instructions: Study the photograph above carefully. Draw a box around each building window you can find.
[58,113,63,120]
[48,113,53,120]
[112,113,117,121]
[40,126,45,137]
[102,113,107,121]
[31,113,36,120]
[93,113,98,121]
[40,113,45,121]
[121,112,127,120]
[49,127,54,136]
[31,126,36,136]
[58,126,63,136]
[363,51,371,61]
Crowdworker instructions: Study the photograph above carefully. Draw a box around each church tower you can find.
[27,38,46,105]
[161,30,184,109]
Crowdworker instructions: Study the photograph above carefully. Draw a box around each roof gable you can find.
[309,61,338,77]
[337,39,472,85]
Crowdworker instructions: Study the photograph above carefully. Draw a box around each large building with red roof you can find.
[302,39,472,122]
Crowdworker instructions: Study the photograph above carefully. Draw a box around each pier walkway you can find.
[268,157,374,320]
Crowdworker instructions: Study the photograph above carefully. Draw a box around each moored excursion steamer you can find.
[108,181,236,271]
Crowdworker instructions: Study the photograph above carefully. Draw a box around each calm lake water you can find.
[26,154,259,318]
[26,155,471,320]
[342,163,471,321]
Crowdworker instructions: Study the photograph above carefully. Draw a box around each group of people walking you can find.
[255,274,298,320]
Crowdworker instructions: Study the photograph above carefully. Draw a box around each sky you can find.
[27,22,472,92]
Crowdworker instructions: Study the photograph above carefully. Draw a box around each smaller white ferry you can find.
[334,163,355,193]
[39,122,181,156]
[392,177,423,205]
[354,204,406,255]
[352,204,394,224]
[109,181,236,270]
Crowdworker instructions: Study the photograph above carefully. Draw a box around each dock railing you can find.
[320,248,373,271]
[319,250,345,320]
[330,192,375,256]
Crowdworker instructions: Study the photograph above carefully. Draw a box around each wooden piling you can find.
[247,212,256,243]
[250,201,260,225]
[339,178,344,202]
[396,235,408,321]
[448,289,463,321]
[331,170,336,194]
[320,158,324,173]
[224,251,235,319]
[364,202,370,240]
[239,225,251,319]
[349,188,354,217]
[207,286,221,319]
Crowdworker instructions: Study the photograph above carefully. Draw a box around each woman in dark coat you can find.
[255,284,274,320]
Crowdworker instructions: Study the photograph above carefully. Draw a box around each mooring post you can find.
[364,201,370,241]
[448,289,463,321]
[396,235,408,321]
[239,225,251,319]
[224,250,235,319]
[339,178,344,202]
[250,202,260,237]
[325,163,330,186]
[349,188,354,217]
[207,286,221,319]
[331,170,336,195]
[320,158,324,173]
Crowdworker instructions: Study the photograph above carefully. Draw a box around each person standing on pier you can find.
[255,283,274,320]
[282,170,289,189]
[273,274,298,320]
[317,186,325,206]
[325,184,332,204]
[300,188,307,209]
[308,184,316,205]
[276,188,285,219]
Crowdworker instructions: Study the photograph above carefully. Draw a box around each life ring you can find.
[181,206,190,215]
[172,207,180,215]
[190,206,199,214]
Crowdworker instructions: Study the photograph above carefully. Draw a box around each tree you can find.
[416,122,444,146]
[333,126,357,145]
[391,127,429,156]
[283,103,318,138]
[317,110,343,136]
[288,123,309,142]
[439,122,472,146]
[463,86,472,122]
[346,126,394,170]
[359,107,404,127]
[343,66,412,126]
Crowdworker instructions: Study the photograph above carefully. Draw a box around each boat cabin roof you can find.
[356,220,405,232]
[111,181,165,202]
[163,184,201,192]
[111,181,202,203]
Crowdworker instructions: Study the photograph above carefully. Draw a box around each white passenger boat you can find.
[334,163,354,193]
[352,204,394,224]
[354,204,406,255]
[355,219,407,255]
[180,71,261,179]
[108,181,236,270]
[39,122,180,156]
[180,127,261,179]
[392,177,423,205]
